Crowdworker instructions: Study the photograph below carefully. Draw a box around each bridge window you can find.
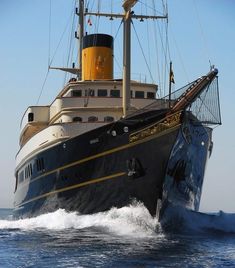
[88,116,98,122]
[135,91,145,98]
[147,92,155,99]
[110,89,120,98]
[85,89,95,97]
[104,116,114,122]
[73,117,82,122]
[28,112,34,122]
[98,89,108,97]
[19,171,24,183]
[36,158,45,172]
[72,90,82,97]
[25,163,33,179]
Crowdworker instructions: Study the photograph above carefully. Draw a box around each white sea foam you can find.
[1,203,234,236]
[0,203,161,237]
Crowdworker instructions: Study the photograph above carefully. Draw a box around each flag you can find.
[88,18,92,26]
[170,62,175,84]
[170,69,175,84]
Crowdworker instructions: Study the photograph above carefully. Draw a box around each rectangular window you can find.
[88,116,98,122]
[135,91,145,98]
[19,171,24,183]
[30,164,32,176]
[104,116,114,122]
[147,92,155,99]
[85,89,95,97]
[110,89,120,98]
[36,158,45,172]
[28,113,34,122]
[98,89,108,97]
[72,90,82,97]
[41,158,44,170]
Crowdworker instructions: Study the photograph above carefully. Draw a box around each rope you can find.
[36,1,75,104]
[168,24,190,84]
[192,0,212,67]
[151,0,171,97]
[132,21,154,83]
[113,20,123,74]
[145,3,152,82]
[138,0,165,16]
[36,0,52,105]
[36,70,49,105]
[48,0,52,68]
[63,0,77,85]
[48,8,74,67]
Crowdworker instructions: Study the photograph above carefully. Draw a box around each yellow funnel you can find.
[82,34,113,80]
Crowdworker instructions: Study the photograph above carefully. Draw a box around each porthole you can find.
[104,116,114,122]
[88,116,98,122]
[73,117,82,122]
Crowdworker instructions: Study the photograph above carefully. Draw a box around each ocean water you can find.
[0,204,235,268]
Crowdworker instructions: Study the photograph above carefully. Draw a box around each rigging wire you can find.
[145,2,152,83]
[151,5,162,96]
[36,1,75,105]
[168,23,190,84]
[113,20,123,74]
[163,13,171,95]
[63,0,77,85]
[138,0,165,16]
[110,0,114,35]
[36,0,52,105]
[151,0,169,96]
[49,8,75,67]
[48,0,52,68]
[94,0,101,33]
[192,0,212,67]
[36,70,50,105]
[132,22,154,84]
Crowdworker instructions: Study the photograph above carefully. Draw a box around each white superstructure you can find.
[16,79,159,168]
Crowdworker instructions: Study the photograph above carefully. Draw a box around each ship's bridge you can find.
[50,80,157,124]
[19,79,158,147]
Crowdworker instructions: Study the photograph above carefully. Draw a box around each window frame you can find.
[110,89,120,98]
[71,90,82,97]
[147,92,155,99]
[135,91,145,99]
[88,116,98,122]
[98,89,108,97]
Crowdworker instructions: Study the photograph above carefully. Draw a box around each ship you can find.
[13,0,221,219]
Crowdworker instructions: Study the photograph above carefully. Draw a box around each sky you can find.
[0,0,234,212]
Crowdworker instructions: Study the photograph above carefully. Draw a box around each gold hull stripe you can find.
[17,124,181,190]
[16,172,126,207]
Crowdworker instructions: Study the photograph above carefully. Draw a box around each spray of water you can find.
[0,203,162,238]
[1,203,234,236]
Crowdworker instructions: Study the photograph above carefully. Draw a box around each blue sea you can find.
[0,204,235,268]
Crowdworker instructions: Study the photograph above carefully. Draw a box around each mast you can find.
[168,61,173,107]
[84,1,167,117]
[78,0,84,80]
[122,1,137,117]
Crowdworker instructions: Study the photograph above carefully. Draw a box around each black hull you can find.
[13,110,212,219]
